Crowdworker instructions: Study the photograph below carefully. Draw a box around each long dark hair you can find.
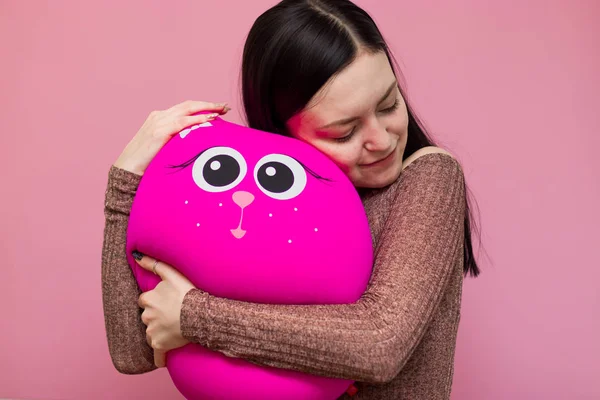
[241,0,480,277]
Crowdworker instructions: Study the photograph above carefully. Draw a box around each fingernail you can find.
[132,250,144,261]
[217,102,228,108]
[223,106,231,112]
[207,113,219,119]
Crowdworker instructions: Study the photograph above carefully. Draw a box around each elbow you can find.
[113,361,154,375]
[112,360,141,375]
[110,354,156,375]
[114,363,137,375]
[360,336,407,385]
[375,362,402,385]
[104,336,157,375]
[363,361,400,385]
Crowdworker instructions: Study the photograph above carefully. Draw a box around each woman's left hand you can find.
[134,252,196,368]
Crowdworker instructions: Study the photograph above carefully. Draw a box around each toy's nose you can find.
[232,191,254,208]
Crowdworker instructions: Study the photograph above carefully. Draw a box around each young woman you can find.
[102,1,480,398]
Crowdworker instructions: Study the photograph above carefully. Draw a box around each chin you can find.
[355,166,402,189]
[353,143,406,189]
[375,169,402,188]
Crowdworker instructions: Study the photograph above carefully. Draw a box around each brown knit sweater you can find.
[101,152,466,399]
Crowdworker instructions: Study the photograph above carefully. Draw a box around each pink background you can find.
[1,0,598,399]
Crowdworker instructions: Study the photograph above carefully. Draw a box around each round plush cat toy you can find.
[126,116,373,400]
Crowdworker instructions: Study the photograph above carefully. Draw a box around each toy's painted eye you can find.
[254,154,307,200]
[192,147,247,192]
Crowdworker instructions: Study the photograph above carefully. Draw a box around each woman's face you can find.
[287,50,409,189]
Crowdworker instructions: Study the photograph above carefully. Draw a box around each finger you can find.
[137,292,147,308]
[140,308,150,325]
[172,113,221,134]
[167,100,229,117]
[132,252,164,279]
[132,251,177,281]
[154,349,166,368]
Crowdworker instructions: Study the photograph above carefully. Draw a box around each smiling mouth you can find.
[362,148,395,166]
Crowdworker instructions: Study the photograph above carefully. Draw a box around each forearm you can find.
[181,289,392,383]
[180,153,465,384]
[101,165,156,374]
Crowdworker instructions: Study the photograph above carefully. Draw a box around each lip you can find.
[361,148,396,167]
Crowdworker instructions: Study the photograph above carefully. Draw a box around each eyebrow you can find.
[317,80,398,130]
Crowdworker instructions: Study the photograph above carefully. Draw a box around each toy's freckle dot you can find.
[197,223,200,227]
[294,207,298,211]
[269,213,273,217]
[288,239,292,243]
[314,228,318,232]
[185,200,188,204]
[219,203,223,207]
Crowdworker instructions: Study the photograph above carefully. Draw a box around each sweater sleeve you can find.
[101,165,157,374]
[179,153,466,384]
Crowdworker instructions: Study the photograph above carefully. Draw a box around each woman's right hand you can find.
[114,100,230,176]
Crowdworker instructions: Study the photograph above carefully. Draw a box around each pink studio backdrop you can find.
[1,1,598,399]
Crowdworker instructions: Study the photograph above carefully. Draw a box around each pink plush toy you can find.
[126,117,373,400]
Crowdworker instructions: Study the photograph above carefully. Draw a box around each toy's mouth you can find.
[230,211,247,239]
[230,191,255,239]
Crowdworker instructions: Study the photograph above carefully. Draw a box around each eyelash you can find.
[334,98,400,143]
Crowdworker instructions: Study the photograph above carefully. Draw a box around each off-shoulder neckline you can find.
[401,152,457,174]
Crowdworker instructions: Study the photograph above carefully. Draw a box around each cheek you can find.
[288,125,361,173]
[316,144,360,174]
[395,102,409,132]
[386,98,409,135]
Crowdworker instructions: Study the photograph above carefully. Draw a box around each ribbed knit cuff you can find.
[108,165,142,190]
[105,165,142,215]
[180,288,212,347]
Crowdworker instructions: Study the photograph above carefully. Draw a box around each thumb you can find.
[132,251,175,281]
[154,349,166,368]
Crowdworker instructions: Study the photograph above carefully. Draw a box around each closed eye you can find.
[334,98,400,144]
[381,98,400,114]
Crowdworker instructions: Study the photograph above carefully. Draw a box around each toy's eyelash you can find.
[166,149,208,173]
[166,148,333,182]
[296,160,333,182]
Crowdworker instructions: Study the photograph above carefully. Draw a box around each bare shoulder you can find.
[401,146,457,171]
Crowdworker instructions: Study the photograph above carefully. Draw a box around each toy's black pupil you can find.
[203,155,240,187]
[257,162,294,193]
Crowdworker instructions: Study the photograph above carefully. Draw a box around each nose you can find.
[232,191,255,208]
[363,121,393,152]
